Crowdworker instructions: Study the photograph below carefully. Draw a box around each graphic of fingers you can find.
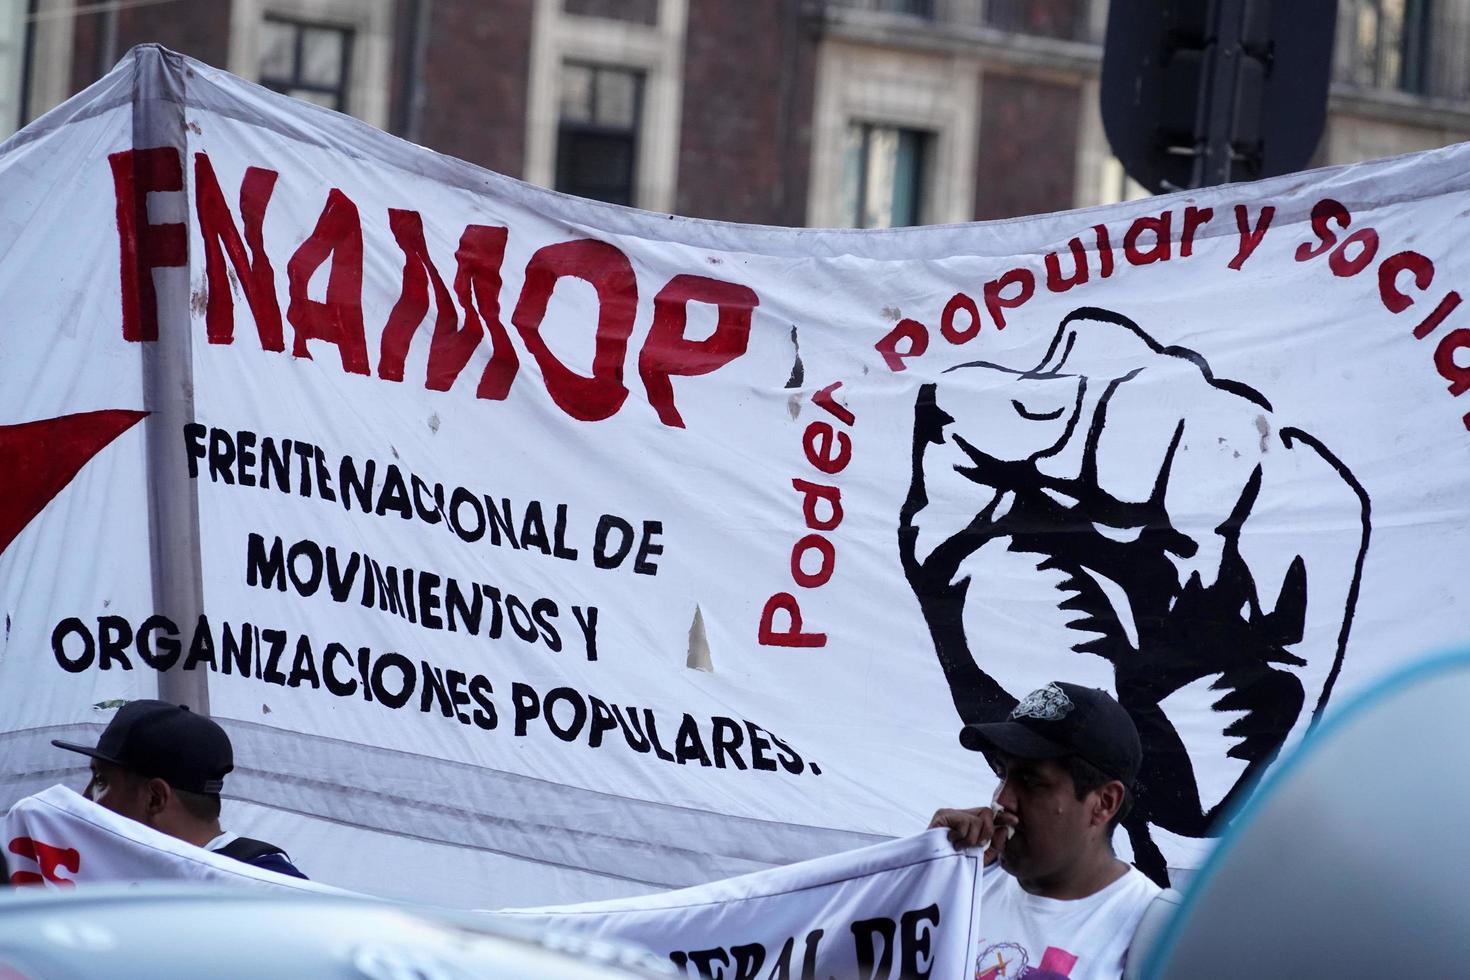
[902,364,1089,572]
[1072,328,1368,816]
[1228,428,1369,746]
[904,306,1370,835]
[900,385,1018,723]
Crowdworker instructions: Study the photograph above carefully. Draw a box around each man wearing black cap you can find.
[929,681,1159,980]
[53,700,306,879]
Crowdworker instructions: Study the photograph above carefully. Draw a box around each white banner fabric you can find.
[3,786,346,894]
[488,831,982,979]
[5,787,983,979]
[4,44,1470,903]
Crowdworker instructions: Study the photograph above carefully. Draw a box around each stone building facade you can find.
[3,0,1469,226]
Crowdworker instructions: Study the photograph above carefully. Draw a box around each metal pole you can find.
[129,46,209,713]
[1195,0,1250,188]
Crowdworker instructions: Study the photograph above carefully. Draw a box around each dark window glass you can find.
[555,63,643,206]
[876,0,934,15]
[258,17,353,111]
[828,0,935,19]
[562,0,658,25]
[841,123,929,228]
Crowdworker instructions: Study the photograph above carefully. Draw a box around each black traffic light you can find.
[1101,0,1337,192]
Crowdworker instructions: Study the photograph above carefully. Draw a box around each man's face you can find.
[991,754,1096,886]
[85,760,154,825]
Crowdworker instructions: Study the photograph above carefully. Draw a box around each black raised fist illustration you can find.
[900,307,1370,881]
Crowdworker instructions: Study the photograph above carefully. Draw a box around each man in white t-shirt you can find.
[930,682,1160,980]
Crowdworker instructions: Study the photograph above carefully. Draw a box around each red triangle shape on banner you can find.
[0,409,148,556]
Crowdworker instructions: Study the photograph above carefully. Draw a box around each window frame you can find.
[229,0,394,129]
[554,61,647,205]
[257,15,355,112]
[842,121,932,228]
[807,40,976,227]
[524,0,688,212]
[1337,0,1436,96]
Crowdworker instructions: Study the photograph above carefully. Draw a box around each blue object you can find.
[1142,649,1470,978]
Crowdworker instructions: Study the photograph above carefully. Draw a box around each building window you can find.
[1337,0,1432,95]
[258,17,353,110]
[555,62,643,206]
[841,123,929,228]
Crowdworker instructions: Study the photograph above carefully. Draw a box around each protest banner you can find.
[5,786,983,979]
[3,44,1469,903]
[492,828,981,979]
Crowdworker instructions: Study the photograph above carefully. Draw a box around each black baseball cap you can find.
[53,700,233,794]
[960,681,1141,786]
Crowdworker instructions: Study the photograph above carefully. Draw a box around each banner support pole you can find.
[130,45,210,715]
